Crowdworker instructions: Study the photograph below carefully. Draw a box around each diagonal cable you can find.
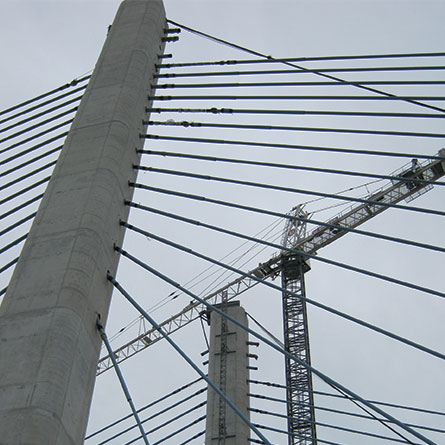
[128,187,445,254]
[145,134,445,160]
[119,224,445,359]
[111,252,438,445]
[108,274,273,445]
[163,23,445,115]
[147,119,445,139]
[157,51,445,67]
[138,151,445,187]
[96,320,150,445]
[132,169,445,217]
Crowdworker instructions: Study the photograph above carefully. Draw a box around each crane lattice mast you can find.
[277,150,445,444]
[281,206,316,444]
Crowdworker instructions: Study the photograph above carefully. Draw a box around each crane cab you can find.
[281,254,311,280]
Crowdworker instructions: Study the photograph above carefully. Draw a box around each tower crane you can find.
[98,149,445,442]
[277,149,444,444]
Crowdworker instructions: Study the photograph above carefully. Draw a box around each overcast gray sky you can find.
[1,1,444,444]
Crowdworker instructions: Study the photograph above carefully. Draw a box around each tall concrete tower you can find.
[205,301,251,444]
[0,1,165,443]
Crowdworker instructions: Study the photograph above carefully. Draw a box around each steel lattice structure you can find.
[1,4,445,441]
[281,254,317,444]
[97,151,445,377]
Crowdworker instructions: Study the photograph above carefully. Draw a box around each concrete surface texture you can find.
[0,1,166,443]
[205,301,251,444]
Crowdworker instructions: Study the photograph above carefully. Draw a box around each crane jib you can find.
[97,150,445,375]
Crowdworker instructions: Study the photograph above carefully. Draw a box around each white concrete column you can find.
[205,301,251,444]
[0,1,165,443]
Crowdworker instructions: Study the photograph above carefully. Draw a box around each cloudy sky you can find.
[1,1,444,444]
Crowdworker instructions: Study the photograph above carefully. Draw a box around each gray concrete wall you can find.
[205,302,250,444]
[0,1,165,443]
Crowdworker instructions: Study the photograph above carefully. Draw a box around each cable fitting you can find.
[162,36,179,43]
[164,28,181,34]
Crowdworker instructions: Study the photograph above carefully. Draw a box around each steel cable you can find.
[137,151,445,187]
[157,51,445,68]
[144,134,444,160]
[127,187,445,254]
[111,254,436,444]
[132,169,445,217]
[148,119,445,139]
[119,224,445,360]
[0,76,89,118]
